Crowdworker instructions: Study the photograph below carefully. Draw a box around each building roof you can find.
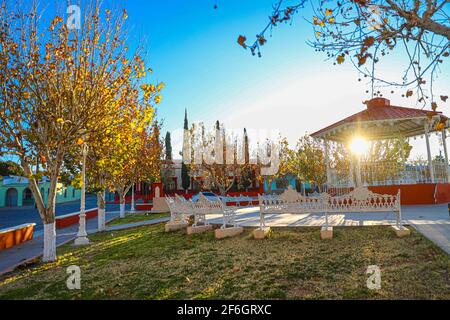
[311,98,449,142]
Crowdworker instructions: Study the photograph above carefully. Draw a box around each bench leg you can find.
[391,225,410,237]
[396,208,403,228]
[253,227,271,239]
[260,213,266,229]
[321,226,333,239]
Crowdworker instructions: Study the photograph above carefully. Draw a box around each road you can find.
[0,195,124,232]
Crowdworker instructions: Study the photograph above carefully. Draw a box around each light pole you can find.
[130,182,136,213]
[74,139,90,246]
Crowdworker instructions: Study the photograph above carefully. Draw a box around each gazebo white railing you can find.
[328,160,449,188]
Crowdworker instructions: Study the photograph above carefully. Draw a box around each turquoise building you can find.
[263,175,313,194]
[0,176,81,208]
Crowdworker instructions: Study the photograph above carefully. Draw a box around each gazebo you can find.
[311,98,450,204]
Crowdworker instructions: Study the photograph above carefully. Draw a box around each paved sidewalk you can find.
[410,223,450,254]
[0,212,168,275]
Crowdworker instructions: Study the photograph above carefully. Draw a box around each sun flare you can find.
[350,137,369,155]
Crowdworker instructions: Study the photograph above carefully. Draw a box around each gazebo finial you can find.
[365,97,390,108]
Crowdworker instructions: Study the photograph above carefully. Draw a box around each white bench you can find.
[192,194,238,229]
[258,186,404,238]
[165,194,243,237]
[165,194,194,223]
[258,187,327,228]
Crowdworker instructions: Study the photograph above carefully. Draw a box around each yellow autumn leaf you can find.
[325,9,333,17]
[313,16,319,25]
[336,54,345,64]
[157,82,165,91]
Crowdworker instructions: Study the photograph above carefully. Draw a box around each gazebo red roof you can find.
[311,98,448,141]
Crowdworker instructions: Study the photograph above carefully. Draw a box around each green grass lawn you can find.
[107,212,169,226]
[0,224,448,300]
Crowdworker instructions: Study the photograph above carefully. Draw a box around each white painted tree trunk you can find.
[98,208,105,231]
[97,191,106,231]
[43,222,56,262]
[120,196,126,218]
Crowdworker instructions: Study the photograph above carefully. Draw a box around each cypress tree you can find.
[165,132,172,160]
[181,109,190,191]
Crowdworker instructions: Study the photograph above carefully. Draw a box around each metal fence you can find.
[329,160,449,188]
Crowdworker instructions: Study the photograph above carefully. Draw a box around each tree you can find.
[0,161,24,177]
[292,135,327,192]
[165,132,173,161]
[322,136,412,186]
[239,129,253,191]
[161,131,174,193]
[239,0,449,108]
[107,92,161,218]
[359,136,412,184]
[132,122,163,198]
[181,109,191,192]
[259,137,291,193]
[189,122,249,196]
[0,1,161,261]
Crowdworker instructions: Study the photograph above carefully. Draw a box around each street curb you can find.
[0,215,118,277]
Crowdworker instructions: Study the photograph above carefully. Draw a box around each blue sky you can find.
[117,0,449,159]
[8,0,450,159]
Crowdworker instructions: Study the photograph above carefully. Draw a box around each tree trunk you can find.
[119,193,126,218]
[20,149,62,262]
[43,207,56,262]
[97,190,106,231]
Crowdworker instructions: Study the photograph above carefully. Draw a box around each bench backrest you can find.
[192,194,225,214]
[166,195,193,214]
[259,186,400,213]
[259,186,327,213]
[328,187,400,212]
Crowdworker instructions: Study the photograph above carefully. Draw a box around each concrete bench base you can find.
[391,225,411,237]
[215,227,244,239]
[165,222,188,232]
[187,225,213,235]
[253,227,271,239]
[320,226,333,239]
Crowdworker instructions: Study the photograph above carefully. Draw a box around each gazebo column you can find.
[324,139,331,189]
[355,155,362,187]
[441,129,450,183]
[424,121,435,183]
[347,144,354,187]
[348,144,355,187]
